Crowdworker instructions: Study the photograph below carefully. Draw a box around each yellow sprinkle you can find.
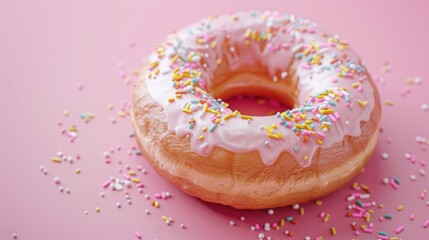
[280,219,285,227]
[107,104,114,110]
[128,171,136,176]
[168,98,175,103]
[266,126,274,134]
[198,135,204,140]
[295,124,303,129]
[397,204,404,212]
[357,100,368,107]
[203,103,208,112]
[202,127,208,132]
[323,214,330,222]
[315,200,322,206]
[181,109,192,114]
[63,110,69,117]
[300,207,305,215]
[215,118,220,124]
[331,227,337,236]
[317,139,323,145]
[352,82,360,88]
[117,111,126,117]
[340,65,349,73]
[384,100,394,106]
[75,168,81,174]
[216,59,222,64]
[321,109,334,115]
[131,178,141,183]
[303,155,309,161]
[366,213,371,222]
[240,115,253,120]
[232,110,240,116]
[171,55,179,63]
[223,113,234,121]
[51,157,62,163]
[95,207,100,213]
[268,133,280,139]
[272,124,277,129]
[175,94,182,98]
[69,125,77,132]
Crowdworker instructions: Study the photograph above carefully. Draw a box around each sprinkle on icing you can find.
[143,11,375,166]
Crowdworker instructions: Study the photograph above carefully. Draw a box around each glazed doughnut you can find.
[132,11,381,209]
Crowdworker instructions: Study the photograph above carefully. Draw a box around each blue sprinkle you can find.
[209,124,218,132]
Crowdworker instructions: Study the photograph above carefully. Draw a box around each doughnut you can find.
[132,11,381,209]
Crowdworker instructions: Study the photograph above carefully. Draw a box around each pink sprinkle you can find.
[363,227,373,233]
[134,230,142,239]
[103,181,111,188]
[332,78,338,83]
[410,214,415,220]
[420,192,426,199]
[395,225,404,234]
[352,213,363,218]
[328,114,337,122]
[154,193,162,199]
[255,224,260,230]
[377,235,389,239]
[137,183,145,188]
[334,112,340,119]
[77,83,84,90]
[357,86,363,92]
[354,206,366,213]
[354,230,360,236]
[269,99,280,107]
[423,219,429,228]
[390,178,399,190]
[316,131,325,138]
[319,212,325,218]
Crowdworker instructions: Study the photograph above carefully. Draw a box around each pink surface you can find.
[1,1,429,239]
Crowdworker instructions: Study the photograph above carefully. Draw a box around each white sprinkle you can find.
[382,178,389,184]
[292,204,300,210]
[240,216,245,221]
[145,209,150,215]
[381,153,389,159]
[410,175,417,181]
[267,209,274,215]
[281,71,288,79]
[258,233,265,239]
[419,169,426,176]
[360,193,370,199]
[229,220,235,226]
[421,103,429,111]
[53,177,60,184]
[272,76,278,82]
[414,77,422,84]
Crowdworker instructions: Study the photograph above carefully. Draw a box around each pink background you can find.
[1,0,429,239]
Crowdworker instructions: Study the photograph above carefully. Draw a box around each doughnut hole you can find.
[208,56,300,116]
